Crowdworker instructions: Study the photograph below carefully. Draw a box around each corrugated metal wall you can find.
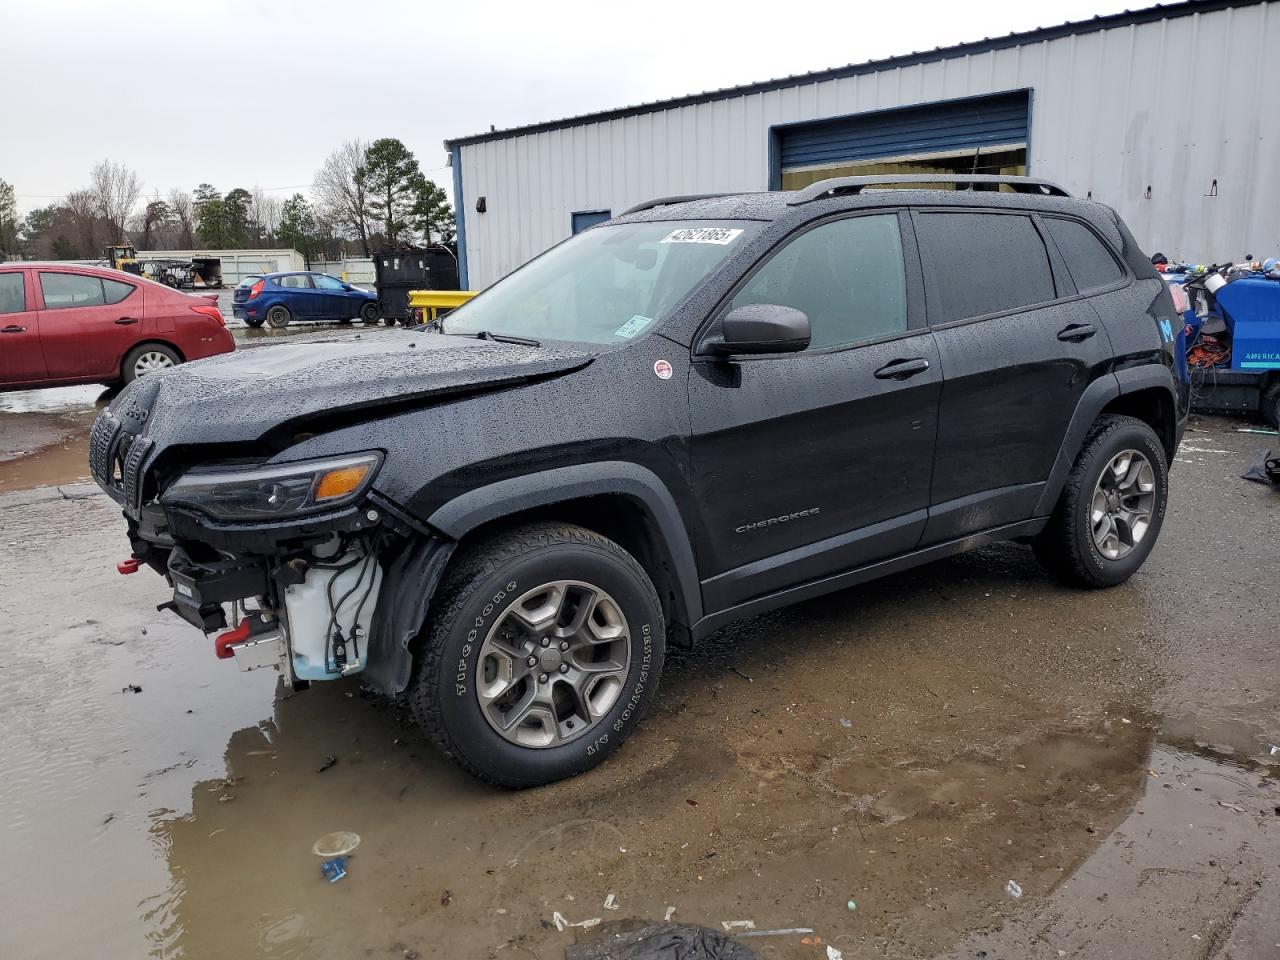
[457,3,1280,289]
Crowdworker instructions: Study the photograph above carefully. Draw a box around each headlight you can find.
[161,452,382,521]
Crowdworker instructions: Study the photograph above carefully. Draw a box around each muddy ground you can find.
[0,407,1277,960]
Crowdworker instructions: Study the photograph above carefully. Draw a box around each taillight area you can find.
[190,303,225,325]
[248,280,264,300]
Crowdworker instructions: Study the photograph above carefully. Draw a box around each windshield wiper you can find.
[464,330,542,347]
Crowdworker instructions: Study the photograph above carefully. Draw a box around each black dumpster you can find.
[373,245,460,325]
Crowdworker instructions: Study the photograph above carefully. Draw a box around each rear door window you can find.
[730,213,907,350]
[102,278,136,304]
[278,274,312,289]
[915,212,1057,324]
[0,273,25,314]
[39,272,107,309]
[1044,217,1126,292]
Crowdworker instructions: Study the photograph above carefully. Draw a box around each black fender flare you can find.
[1034,365,1177,516]
[427,460,704,626]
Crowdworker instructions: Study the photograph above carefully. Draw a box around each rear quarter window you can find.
[916,212,1057,324]
[102,278,136,304]
[1044,217,1126,292]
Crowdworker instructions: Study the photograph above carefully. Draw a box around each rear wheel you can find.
[411,522,666,788]
[122,343,180,384]
[1033,414,1168,588]
[244,317,265,328]
[266,305,291,329]
[359,303,379,325]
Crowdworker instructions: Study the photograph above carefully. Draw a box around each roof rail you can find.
[620,193,738,216]
[787,174,1070,205]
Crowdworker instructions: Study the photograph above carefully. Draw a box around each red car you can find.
[0,262,235,390]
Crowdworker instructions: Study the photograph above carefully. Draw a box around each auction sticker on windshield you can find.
[615,315,654,338]
[659,227,743,245]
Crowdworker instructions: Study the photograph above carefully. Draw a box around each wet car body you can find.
[90,176,1190,785]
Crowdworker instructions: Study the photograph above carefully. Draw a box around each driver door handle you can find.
[114,316,139,325]
[874,357,931,380]
[1057,322,1096,342]
[2,324,26,333]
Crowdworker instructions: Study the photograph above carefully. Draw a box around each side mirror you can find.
[713,303,810,355]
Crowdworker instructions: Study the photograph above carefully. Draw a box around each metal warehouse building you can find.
[445,0,1279,290]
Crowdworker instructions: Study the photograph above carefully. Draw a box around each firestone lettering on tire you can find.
[455,579,517,696]
[614,622,653,733]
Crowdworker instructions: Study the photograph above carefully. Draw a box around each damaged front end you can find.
[89,400,452,697]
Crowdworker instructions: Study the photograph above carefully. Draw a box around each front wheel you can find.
[411,523,666,788]
[1033,414,1169,588]
[359,303,379,325]
[265,305,291,329]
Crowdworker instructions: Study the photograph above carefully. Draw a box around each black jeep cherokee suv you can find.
[90,175,1189,787]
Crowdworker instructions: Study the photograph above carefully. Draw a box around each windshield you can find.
[446,220,757,344]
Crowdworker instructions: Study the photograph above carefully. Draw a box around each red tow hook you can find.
[117,558,141,575]
[213,620,252,660]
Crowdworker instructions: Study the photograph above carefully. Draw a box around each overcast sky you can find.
[3,0,1135,215]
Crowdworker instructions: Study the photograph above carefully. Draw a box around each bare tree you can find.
[90,160,142,243]
[250,188,282,246]
[65,189,100,256]
[314,140,372,256]
[168,189,195,248]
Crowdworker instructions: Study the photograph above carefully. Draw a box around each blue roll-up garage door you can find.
[777,90,1030,186]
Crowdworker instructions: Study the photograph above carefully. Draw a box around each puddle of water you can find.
[0,384,111,415]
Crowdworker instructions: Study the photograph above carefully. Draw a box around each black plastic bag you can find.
[1241,449,1280,485]
[565,923,760,960]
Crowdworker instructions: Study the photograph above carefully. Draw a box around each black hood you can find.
[115,331,595,448]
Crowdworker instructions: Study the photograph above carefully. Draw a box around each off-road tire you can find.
[266,305,291,329]
[1033,414,1168,588]
[411,522,665,788]
[359,303,379,325]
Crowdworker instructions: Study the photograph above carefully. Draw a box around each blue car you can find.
[232,272,380,328]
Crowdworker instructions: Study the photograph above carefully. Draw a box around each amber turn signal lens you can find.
[313,464,371,501]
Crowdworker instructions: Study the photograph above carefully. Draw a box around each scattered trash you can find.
[846,899,857,911]
[404,951,418,960]
[321,857,347,883]
[604,893,619,910]
[440,889,452,906]
[1241,449,1280,485]
[729,667,753,682]
[720,920,755,932]
[800,936,823,945]
[1120,717,1131,724]
[1236,427,1279,435]
[686,799,699,807]
[565,923,760,960]
[826,946,844,960]
[1218,801,1246,813]
[663,906,677,922]
[1005,879,1024,899]
[741,928,814,938]
[121,684,142,694]
[552,911,602,932]
[312,831,361,857]
[317,755,338,773]
[839,718,853,729]
[1270,745,1279,756]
